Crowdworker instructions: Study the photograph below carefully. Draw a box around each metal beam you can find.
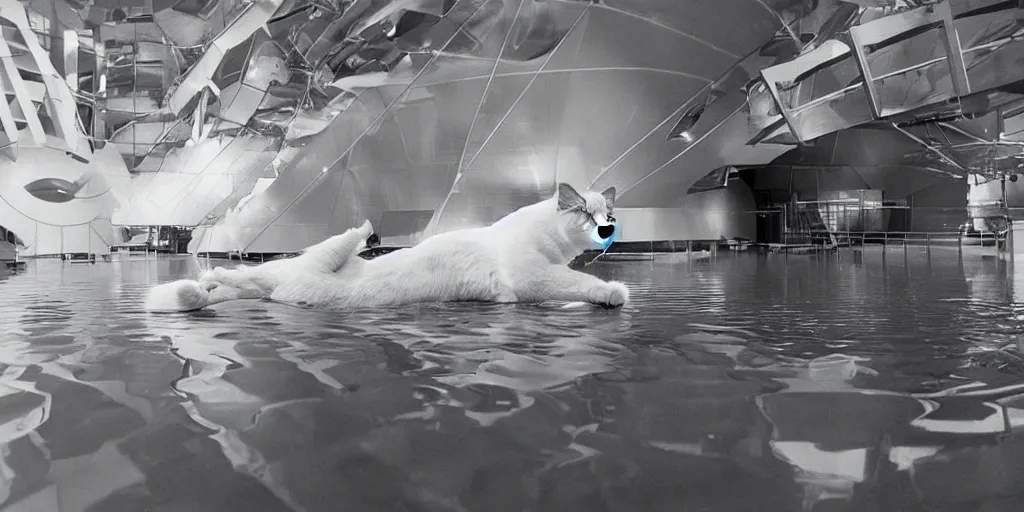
[893,122,969,175]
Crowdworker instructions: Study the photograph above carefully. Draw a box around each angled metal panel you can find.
[760,39,875,143]
[745,77,798,146]
[848,1,970,118]
[0,32,45,145]
[0,0,88,158]
[165,0,285,116]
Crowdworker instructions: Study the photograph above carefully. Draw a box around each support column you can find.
[92,25,106,148]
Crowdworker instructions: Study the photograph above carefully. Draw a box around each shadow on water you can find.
[1,248,1024,511]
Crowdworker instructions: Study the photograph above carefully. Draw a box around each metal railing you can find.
[778,229,1002,251]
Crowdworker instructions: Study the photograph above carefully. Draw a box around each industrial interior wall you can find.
[749,166,954,200]
[907,179,969,232]
[612,180,756,242]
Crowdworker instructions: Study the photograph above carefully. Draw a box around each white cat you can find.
[145,182,629,312]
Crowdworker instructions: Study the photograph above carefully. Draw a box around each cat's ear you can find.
[557,182,585,211]
[600,187,616,208]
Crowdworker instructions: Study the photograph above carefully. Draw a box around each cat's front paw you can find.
[591,281,629,308]
[355,219,373,238]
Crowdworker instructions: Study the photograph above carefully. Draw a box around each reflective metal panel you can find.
[36,0,1016,251]
[848,1,969,118]
[189,0,792,252]
[760,39,876,143]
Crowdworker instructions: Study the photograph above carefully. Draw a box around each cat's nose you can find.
[597,224,615,239]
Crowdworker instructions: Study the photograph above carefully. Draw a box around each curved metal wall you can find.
[12,0,1024,255]
[191,0,798,253]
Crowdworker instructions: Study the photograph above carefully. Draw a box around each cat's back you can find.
[361,226,513,303]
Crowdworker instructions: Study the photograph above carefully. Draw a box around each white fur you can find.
[145,185,629,312]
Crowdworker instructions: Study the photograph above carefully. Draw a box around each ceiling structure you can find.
[2,0,1024,253]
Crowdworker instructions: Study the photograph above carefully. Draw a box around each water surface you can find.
[2,247,1024,511]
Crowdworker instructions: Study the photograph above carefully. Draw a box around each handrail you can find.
[780,229,1004,252]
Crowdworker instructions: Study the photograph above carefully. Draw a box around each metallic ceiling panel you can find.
[570,4,731,81]
[216,35,289,126]
[227,0,514,251]
[101,21,167,45]
[544,66,708,186]
[218,82,270,126]
[421,0,791,235]
[848,1,969,118]
[165,0,285,117]
[454,1,584,176]
[431,53,583,231]
[0,7,95,161]
[600,0,785,58]
[760,39,876,143]
[25,0,983,254]
[955,8,1024,95]
[425,0,594,233]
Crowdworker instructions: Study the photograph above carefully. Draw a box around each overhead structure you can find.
[6,0,1024,254]
[0,0,129,256]
[752,0,1024,170]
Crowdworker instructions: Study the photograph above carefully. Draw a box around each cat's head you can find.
[555,182,617,250]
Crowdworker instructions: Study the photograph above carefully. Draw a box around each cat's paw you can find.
[355,219,373,238]
[591,281,629,308]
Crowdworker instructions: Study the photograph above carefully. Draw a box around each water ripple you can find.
[1,250,1024,510]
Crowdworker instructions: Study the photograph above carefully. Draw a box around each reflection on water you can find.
[2,248,1024,511]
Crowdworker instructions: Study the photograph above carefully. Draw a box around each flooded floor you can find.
[2,247,1024,511]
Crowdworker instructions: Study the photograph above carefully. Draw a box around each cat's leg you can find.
[513,266,629,307]
[300,220,374,273]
